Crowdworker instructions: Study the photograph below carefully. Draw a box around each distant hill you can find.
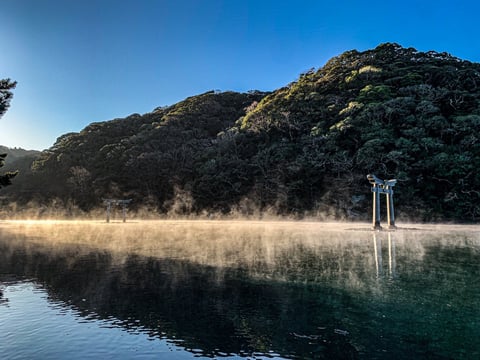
[4,43,480,221]
[0,146,41,199]
[0,146,40,164]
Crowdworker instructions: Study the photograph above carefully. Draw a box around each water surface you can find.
[0,220,479,359]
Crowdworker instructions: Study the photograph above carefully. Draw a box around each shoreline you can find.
[1,218,479,232]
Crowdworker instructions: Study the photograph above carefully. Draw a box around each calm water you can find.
[0,220,479,359]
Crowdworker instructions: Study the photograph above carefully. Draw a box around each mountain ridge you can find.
[3,43,480,221]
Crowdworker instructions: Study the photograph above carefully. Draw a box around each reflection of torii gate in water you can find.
[103,199,132,223]
[367,174,397,230]
[373,232,396,278]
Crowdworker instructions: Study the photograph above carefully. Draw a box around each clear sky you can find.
[1,0,479,150]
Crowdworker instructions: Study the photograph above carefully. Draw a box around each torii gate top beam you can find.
[367,174,384,186]
[367,174,397,187]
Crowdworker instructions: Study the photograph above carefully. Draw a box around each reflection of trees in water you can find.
[0,224,479,359]
[0,234,363,358]
[0,288,7,306]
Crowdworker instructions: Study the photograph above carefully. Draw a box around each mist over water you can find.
[0,220,479,359]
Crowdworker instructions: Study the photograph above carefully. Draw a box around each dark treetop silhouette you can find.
[0,78,17,188]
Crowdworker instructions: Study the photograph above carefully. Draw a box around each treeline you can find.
[3,43,480,221]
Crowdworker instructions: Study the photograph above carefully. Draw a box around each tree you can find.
[0,78,16,118]
[0,154,17,188]
[1,78,18,188]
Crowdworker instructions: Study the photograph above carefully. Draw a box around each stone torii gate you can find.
[103,199,132,223]
[367,174,397,230]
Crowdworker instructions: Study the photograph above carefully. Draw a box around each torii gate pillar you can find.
[367,174,397,230]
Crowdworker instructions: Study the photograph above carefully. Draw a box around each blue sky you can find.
[1,0,479,150]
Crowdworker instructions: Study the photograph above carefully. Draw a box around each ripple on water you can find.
[0,282,194,359]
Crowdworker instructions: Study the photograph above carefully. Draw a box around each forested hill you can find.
[5,43,480,221]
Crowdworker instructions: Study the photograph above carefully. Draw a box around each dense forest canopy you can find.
[3,44,480,221]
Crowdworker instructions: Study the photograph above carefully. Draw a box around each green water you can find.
[0,221,479,359]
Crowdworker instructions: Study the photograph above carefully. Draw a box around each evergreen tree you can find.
[0,153,17,188]
[0,78,18,188]
[0,78,16,118]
